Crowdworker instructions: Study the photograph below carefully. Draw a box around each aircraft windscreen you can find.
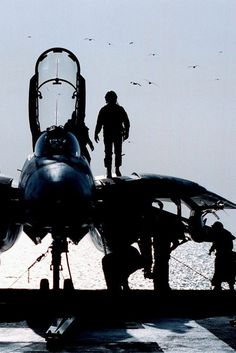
[35,130,81,157]
[37,50,79,131]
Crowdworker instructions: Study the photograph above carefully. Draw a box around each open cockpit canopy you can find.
[29,47,85,148]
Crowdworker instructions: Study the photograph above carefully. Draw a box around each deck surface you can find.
[0,289,235,352]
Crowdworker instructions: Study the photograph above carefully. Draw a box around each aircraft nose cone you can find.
[23,162,94,227]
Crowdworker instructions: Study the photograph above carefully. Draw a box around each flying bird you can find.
[148,53,158,56]
[130,81,141,86]
[144,79,158,86]
[188,65,199,69]
[84,37,95,41]
[129,41,134,44]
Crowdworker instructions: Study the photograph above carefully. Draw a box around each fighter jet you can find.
[0,47,235,296]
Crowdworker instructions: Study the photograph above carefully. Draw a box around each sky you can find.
[0,0,236,231]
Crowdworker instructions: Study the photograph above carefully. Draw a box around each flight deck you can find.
[0,289,235,352]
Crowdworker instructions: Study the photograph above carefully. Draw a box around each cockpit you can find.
[29,47,86,149]
[34,127,81,158]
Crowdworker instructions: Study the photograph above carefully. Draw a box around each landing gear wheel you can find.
[40,278,49,290]
[63,278,74,291]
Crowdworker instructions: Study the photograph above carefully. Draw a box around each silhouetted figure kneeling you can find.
[94,91,130,178]
[102,245,146,292]
[209,221,236,290]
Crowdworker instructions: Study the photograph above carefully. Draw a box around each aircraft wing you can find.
[0,174,21,223]
[0,174,18,203]
[94,173,236,211]
[0,174,21,253]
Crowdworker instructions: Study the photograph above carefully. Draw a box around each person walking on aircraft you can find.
[94,91,130,178]
[209,221,236,290]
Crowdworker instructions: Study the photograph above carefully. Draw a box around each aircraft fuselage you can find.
[18,129,95,244]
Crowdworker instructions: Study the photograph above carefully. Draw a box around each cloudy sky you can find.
[0,0,235,230]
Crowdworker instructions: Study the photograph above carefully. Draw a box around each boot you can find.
[106,167,112,178]
[115,167,121,177]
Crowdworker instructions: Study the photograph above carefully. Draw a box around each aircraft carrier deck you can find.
[0,289,235,352]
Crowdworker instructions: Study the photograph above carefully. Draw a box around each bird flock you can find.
[84,37,159,88]
[83,37,223,86]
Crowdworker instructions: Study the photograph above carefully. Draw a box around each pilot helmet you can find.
[105,91,117,103]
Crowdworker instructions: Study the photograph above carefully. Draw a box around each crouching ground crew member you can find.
[94,91,130,178]
[102,245,146,292]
